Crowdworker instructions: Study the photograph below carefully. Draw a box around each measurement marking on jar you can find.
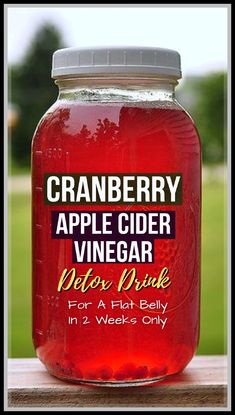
[35,151,43,156]
[45,147,63,159]
[36,224,42,229]
[35,186,43,192]
[36,294,43,299]
[35,259,43,264]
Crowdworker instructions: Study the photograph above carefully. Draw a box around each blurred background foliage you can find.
[178,72,227,164]
[8,23,227,357]
[9,24,64,167]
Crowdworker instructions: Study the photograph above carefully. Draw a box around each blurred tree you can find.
[9,23,65,166]
[178,73,227,164]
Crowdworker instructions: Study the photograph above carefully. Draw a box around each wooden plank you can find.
[8,356,227,408]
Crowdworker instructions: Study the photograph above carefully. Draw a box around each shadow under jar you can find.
[32,46,201,386]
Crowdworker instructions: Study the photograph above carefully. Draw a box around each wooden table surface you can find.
[8,356,228,408]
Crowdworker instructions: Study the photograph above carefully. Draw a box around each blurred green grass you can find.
[8,180,227,357]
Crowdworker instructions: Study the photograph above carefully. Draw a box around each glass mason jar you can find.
[32,47,201,386]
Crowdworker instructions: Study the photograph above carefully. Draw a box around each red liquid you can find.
[32,102,201,384]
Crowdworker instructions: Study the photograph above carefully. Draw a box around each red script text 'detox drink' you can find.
[32,47,201,386]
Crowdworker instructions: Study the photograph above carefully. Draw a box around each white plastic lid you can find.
[51,46,181,79]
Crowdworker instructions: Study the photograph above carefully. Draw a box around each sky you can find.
[7,6,229,76]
